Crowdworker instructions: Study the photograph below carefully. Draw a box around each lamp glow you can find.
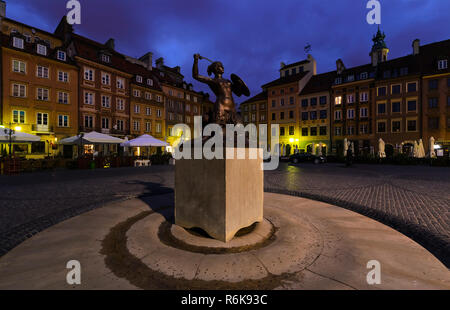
[14,126,22,131]
[289,138,294,143]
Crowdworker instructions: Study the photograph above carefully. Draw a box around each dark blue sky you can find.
[7,0,450,103]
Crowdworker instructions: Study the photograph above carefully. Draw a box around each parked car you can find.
[289,153,326,164]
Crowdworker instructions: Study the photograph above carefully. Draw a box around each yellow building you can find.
[1,16,78,158]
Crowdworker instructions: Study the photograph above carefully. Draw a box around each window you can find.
[244,115,249,122]
[319,126,327,136]
[145,92,151,100]
[438,59,448,70]
[407,100,417,112]
[57,50,66,61]
[58,92,69,104]
[101,96,111,108]
[12,84,26,98]
[319,96,327,105]
[117,78,125,89]
[360,72,368,80]
[360,92,368,102]
[392,101,401,113]
[429,79,438,90]
[36,44,47,56]
[335,77,342,85]
[37,88,49,101]
[186,116,191,123]
[301,112,308,121]
[448,96,450,107]
[377,121,386,133]
[302,128,308,136]
[347,126,355,135]
[84,68,94,81]
[392,120,401,133]
[84,92,94,105]
[360,124,368,134]
[186,94,191,101]
[280,89,285,95]
[391,84,401,94]
[102,118,110,129]
[116,119,124,131]
[335,96,342,105]
[194,106,198,114]
[136,75,143,83]
[334,110,342,120]
[13,110,25,123]
[156,95,162,103]
[101,54,111,63]
[383,71,391,79]
[272,113,276,121]
[58,115,69,127]
[347,94,355,104]
[24,34,31,43]
[301,99,308,107]
[271,100,276,108]
[280,112,284,120]
[36,66,49,78]
[260,114,266,121]
[347,109,355,119]
[146,122,151,132]
[133,89,141,97]
[310,127,317,136]
[347,75,354,82]
[320,110,327,119]
[289,110,294,119]
[157,109,162,117]
[117,98,125,110]
[102,72,111,85]
[360,107,368,118]
[13,37,24,49]
[37,112,48,126]
[377,87,387,96]
[12,60,26,73]
[58,71,69,82]
[310,98,317,106]
[134,105,140,114]
[428,98,438,109]
[407,82,417,92]
[400,67,408,76]
[147,78,153,86]
[289,126,294,135]
[156,123,162,133]
[377,103,386,114]
[310,111,317,120]
[289,97,294,105]
[280,99,285,106]
[280,127,285,136]
[193,96,198,103]
[334,127,342,136]
[186,104,191,112]
[145,107,152,115]
[428,117,439,130]
[407,119,417,132]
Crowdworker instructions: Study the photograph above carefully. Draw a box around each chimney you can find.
[412,39,420,55]
[336,59,346,74]
[155,57,164,69]
[105,38,115,50]
[175,66,180,73]
[139,52,153,70]
[307,54,317,75]
[0,1,6,19]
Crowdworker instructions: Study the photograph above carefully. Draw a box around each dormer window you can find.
[334,77,342,85]
[136,75,143,83]
[24,34,32,43]
[147,78,153,86]
[37,44,47,56]
[400,67,408,76]
[438,59,448,70]
[360,72,368,80]
[57,50,66,61]
[13,37,24,49]
[347,75,354,82]
[101,54,111,63]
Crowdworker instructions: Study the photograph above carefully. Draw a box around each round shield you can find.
[231,73,250,97]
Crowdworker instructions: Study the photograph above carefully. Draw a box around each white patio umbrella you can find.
[317,142,323,156]
[413,140,419,158]
[121,134,169,147]
[59,131,125,145]
[417,139,426,158]
[378,138,386,158]
[429,137,436,158]
[350,142,355,156]
[0,128,41,142]
[343,138,348,156]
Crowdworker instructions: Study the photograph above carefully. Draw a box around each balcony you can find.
[32,124,54,133]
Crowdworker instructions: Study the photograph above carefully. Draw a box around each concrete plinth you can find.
[175,147,263,242]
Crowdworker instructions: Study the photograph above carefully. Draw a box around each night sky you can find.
[7,0,450,104]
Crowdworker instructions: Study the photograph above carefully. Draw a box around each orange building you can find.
[0,16,78,158]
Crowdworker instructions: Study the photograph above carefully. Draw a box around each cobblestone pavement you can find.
[0,163,449,267]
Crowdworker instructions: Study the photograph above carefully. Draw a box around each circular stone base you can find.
[168,219,274,253]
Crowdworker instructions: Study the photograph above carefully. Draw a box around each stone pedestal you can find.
[175,147,264,242]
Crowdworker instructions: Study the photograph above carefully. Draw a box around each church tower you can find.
[370,27,389,67]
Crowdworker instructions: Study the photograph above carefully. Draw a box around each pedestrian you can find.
[346,147,353,167]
